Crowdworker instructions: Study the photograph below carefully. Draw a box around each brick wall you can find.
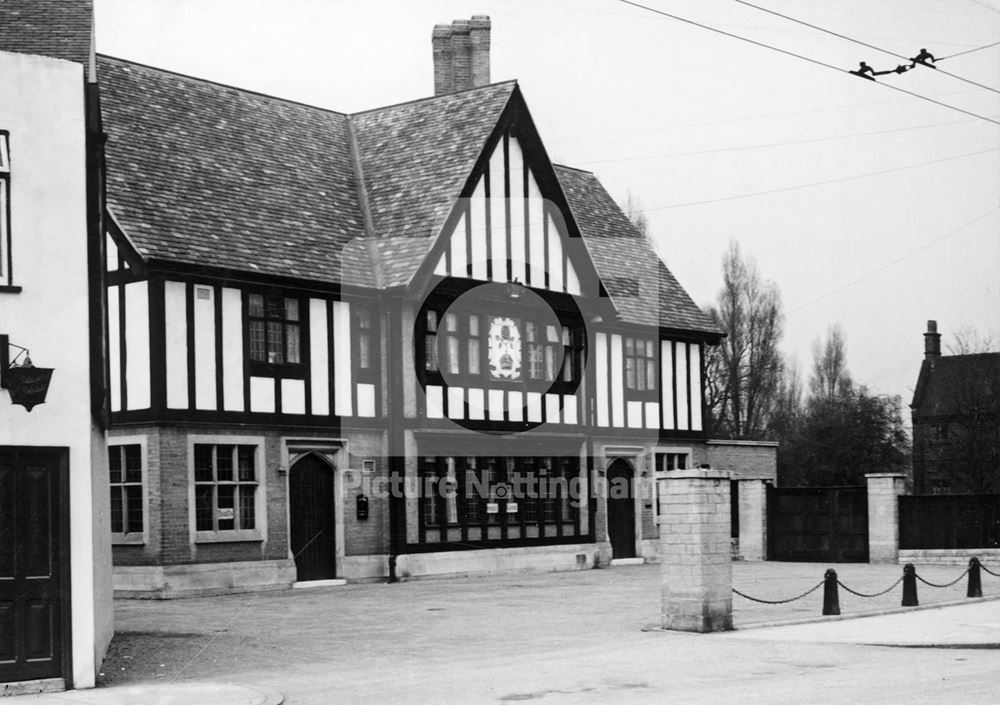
[706,440,777,482]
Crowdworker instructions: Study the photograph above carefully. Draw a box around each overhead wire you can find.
[574,115,989,165]
[642,146,999,211]
[732,0,1000,95]
[787,206,1000,315]
[939,40,1000,60]
[617,0,1000,126]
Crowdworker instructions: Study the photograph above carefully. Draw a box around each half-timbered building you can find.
[93,15,729,596]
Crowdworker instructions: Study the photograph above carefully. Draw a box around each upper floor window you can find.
[1,132,11,287]
[421,304,580,394]
[109,441,145,541]
[248,293,301,371]
[357,305,372,370]
[625,337,656,392]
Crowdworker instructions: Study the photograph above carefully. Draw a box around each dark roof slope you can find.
[353,82,515,240]
[554,165,721,335]
[911,352,1000,417]
[0,0,92,70]
[98,55,371,285]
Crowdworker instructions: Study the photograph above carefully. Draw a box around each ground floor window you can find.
[109,441,145,541]
[418,454,584,546]
[192,441,261,540]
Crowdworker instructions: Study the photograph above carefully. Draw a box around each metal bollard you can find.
[968,557,983,598]
[822,568,840,616]
[902,563,918,606]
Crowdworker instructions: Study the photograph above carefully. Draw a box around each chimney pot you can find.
[924,319,941,360]
[432,15,491,95]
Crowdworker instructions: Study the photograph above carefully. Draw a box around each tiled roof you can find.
[911,353,1000,417]
[98,56,371,285]
[554,165,721,335]
[353,82,516,240]
[0,0,92,71]
[96,55,716,337]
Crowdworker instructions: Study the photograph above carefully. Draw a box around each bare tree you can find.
[809,324,852,401]
[622,190,650,239]
[947,325,998,355]
[706,241,784,439]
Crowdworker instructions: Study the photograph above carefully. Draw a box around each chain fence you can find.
[731,556,1000,616]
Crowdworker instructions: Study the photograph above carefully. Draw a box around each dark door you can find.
[0,447,68,683]
[606,459,636,559]
[289,454,336,581]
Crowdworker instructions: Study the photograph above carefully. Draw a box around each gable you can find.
[430,131,584,296]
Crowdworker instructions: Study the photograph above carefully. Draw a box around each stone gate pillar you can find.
[658,468,732,632]
[738,479,769,561]
[866,473,906,563]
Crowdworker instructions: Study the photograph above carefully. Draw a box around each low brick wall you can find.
[898,548,1000,566]
[705,440,777,482]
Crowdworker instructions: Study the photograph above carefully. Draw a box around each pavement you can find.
[4,560,1000,704]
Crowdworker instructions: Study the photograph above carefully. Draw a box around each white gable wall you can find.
[0,50,112,689]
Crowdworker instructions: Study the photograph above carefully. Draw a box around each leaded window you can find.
[109,443,143,536]
[194,444,258,534]
[248,293,301,367]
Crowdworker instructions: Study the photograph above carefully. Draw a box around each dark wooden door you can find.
[767,485,869,562]
[289,454,336,581]
[0,447,67,683]
[607,459,636,559]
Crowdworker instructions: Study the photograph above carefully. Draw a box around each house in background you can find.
[911,320,1000,494]
[0,0,113,693]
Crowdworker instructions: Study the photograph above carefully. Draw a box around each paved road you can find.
[13,562,1000,704]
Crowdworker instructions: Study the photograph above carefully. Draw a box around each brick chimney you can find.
[924,320,941,360]
[433,15,491,95]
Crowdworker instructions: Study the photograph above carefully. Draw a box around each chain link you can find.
[915,568,969,589]
[837,575,903,598]
[980,562,1000,578]
[732,580,825,604]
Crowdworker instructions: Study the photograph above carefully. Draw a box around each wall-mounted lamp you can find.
[506,278,522,300]
[1,335,55,412]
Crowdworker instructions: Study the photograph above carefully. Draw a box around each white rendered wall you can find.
[0,51,111,688]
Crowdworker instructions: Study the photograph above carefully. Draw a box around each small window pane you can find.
[625,338,635,355]
[544,346,556,381]
[124,445,143,483]
[286,323,301,364]
[217,486,235,530]
[239,486,256,530]
[359,331,370,369]
[238,446,256,481]
[626,358,635,389]
[267,321,284,363]
[109,447,122,484]
[285,298,299,322]
[546,325,559,343]
[637,358,646,390]
[467,338,480,375]
[249,320,266,362]
[427,310,438,332]
[216,445,234,482]
[425,335,438,371]
[445,313,457,332]
[126,487,144,533]
[447,336,460,374]
[646,340,655,357]
[526,322,535,343]
[195,486,214,530]
[110,486,123,533]
[194,445,214,482]
[468,315,479,337]
[647,360,657,391]
[248,294,264,318]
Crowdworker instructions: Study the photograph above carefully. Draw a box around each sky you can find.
[93,0,1000,413]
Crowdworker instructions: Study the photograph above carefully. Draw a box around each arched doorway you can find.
[289,453,337,581]
[606,458,636,559]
